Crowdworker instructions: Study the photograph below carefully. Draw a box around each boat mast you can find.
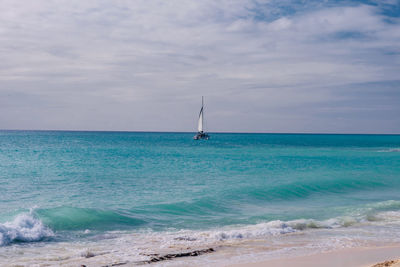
[198,96,204,133]
[201,96,204,133]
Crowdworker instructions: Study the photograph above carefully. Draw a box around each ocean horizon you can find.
[1,130,400,265]
[2,129,400,134]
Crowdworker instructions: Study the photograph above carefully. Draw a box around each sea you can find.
[1,130,400,266]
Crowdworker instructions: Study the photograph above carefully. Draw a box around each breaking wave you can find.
[186,217,359,242]
[0,213,54,246]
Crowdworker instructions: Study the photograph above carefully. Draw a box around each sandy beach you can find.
[229,246,400,267]
[62,244,400,266]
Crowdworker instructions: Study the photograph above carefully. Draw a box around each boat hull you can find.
[193,132,210,140]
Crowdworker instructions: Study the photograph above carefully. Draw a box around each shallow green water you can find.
[1,131,400,245]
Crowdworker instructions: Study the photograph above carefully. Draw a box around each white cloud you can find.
[0,0,399,133]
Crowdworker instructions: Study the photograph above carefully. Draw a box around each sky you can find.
[0,0,399,133]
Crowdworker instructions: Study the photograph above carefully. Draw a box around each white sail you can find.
[198,106,203,132]
[194,96,209,140]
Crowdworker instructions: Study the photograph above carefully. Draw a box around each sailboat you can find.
[193,96,210,140]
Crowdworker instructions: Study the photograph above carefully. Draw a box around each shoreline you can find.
[1,231,399,266]
[228,245,400,267]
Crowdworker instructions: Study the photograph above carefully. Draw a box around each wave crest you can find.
[378,148,400,152]
[0,213,54,246]
[169,217,360,244]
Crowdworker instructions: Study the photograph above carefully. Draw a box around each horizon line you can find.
[0,129,399,135]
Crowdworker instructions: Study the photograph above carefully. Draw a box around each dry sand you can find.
[229,246,400,267]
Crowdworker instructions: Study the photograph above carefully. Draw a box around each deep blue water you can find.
[1,131,400,244]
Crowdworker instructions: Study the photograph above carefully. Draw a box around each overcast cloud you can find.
[0,0,399,133]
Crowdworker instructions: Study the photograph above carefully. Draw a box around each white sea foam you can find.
[0,213,54,246]
[153,217,360,249]
[209,220,296,241]
[204,219,331,241]
[373,210,400,223]
[1,213,400,266]
[200,218,356,242]
[1,203,399,266]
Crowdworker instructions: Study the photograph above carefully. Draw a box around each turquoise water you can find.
[1,131,400,246]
